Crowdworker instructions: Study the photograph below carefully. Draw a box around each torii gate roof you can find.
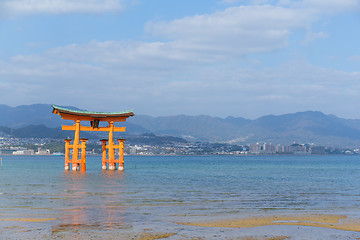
[52,105,134,122]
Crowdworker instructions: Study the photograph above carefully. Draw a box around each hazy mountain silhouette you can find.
[1,104,360,146]
[0,104,79,128]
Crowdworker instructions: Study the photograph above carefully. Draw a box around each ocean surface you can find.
[1,155,360,239]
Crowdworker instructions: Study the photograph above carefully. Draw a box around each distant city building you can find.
[310,146,326,154]
[290,143,308,154]
[249,143,276,154]
[344,150,354,155]
[13,149,35,155]
[249,143,262,154]
[275,144,283,153]
[263,143,276,154]
[36,148,51,155]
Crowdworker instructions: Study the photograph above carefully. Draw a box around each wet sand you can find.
[179,213,360,232]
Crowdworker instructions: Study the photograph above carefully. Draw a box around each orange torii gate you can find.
[52,105,134,171]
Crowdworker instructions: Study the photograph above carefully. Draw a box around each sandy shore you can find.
[3,213,360,239]
[179,213,360,232]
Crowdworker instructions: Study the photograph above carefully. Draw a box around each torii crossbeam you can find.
[52,105,134,172]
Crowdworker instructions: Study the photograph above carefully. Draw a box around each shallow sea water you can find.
[1,155,360,239]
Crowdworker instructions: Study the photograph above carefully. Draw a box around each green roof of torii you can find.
[52,105,134,119]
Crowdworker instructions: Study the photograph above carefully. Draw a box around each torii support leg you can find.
[108,121,116,170]
[64,139,72,170]
[101,139,108,170]
[80,138,88,172]
[72,120,81,171]
[117,139,125,171]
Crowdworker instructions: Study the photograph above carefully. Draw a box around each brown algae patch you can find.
[179,214,360,232]
[52,223,103,233]
[0,217,57,222]
[4,226,25,229]
[135,232,176,240]
[52,222,130,234]
[239,237,290,240]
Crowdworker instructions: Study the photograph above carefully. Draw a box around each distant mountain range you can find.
[1,104,360,147]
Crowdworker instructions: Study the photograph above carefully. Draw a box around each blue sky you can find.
[0,0,359,119]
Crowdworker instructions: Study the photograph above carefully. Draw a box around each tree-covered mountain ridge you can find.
[1,104,360,147]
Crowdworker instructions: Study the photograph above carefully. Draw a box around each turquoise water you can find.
[1,155,360,239]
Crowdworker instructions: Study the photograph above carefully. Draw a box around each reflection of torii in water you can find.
[52,105,134,172]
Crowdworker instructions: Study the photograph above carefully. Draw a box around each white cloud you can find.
[2,0,123,15]
[1,1,359,117]
[145,5,313,60]
[1,41,360,118]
